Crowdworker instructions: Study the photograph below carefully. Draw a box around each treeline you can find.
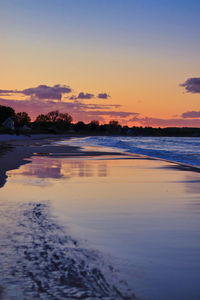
[0,104,200,137]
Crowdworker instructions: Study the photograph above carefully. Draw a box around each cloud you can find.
[1,97,200,127]
[69,92,110,100]
[0,89,17,94]
[181,111,200,118]
[86,110,138,118]
[69,95,78,100]
[69,92,94,100]
[97,93,110,99]
[0,85,72,100]
[129,116,200,127]
[0,97,134,123]
[180,78,200,93]
[77,92,94,99]
[0,85,111,102]
[22,84,72,100]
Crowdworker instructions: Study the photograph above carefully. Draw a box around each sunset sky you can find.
[0,0,200,127]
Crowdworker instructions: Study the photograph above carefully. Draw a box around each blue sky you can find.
[0,0,200,126]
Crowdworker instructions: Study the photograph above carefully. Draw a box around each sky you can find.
[0,0,200,127]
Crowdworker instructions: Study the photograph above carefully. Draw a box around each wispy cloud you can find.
[129,116,200,127]
[0,97,136,123]
[1,96,200,127]
[86,110,138,118]
[182,111,200,118]
[180,78,200,93]
[0,89,18,94]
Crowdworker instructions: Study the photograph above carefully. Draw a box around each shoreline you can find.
[0,135,127,188]
[1,134,200,188]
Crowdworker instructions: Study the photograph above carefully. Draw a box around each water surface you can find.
[0,155,200,299]
[57,136,200,167]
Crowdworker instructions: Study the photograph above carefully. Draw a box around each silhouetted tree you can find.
[34,110,72,130]
[88,120,100,132]
[57,113,73,124]
[108,120,121,134]
[35,114,50,123]
[0,105,15,125]
[122,125,129,135]
[14,112,31,127]
[47,110,59,123]
[74,121,87,132]
[33,114,51,130]
[109,120,119,127]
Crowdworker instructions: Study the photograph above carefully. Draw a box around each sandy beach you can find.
[0,135,200,300]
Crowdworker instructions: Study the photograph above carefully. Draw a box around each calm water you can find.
[58,136,200,167]
[0,152,200,299]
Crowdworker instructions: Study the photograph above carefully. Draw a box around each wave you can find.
[59,136,200,168]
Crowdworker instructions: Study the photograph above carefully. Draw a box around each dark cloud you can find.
[69,92,110,100]
[22,84,72,100]
[0,85,72,100]
[0,85,111,102]
[97,93,110,99]
[180,78,200,93]
[77,92,94,99]
[182,111,200,118]
[69,95,78,100]
[69,92,94,100]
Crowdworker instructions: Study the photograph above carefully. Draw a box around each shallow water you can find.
[0,154,200,299]
[57,136,200,167]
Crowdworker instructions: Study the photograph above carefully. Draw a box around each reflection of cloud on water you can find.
[9,157,108,187]
[22,158,64,179]
[66,160,107,178]
[183,174,200,195]
[98,163,107,177]
[182,174,200,213]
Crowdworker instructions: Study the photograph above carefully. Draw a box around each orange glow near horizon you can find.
[1,1,200,127]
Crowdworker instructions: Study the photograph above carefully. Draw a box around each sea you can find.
[58,136,200,168]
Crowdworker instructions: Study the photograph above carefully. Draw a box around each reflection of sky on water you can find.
[183,175,200,194]
[9,156,200,197]
[22,158,64,179]
[3,156,200,300]
[9,156,108,186]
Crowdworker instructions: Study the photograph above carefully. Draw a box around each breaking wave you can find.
[60,136,200,168]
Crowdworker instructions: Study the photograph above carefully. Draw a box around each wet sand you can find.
[0,135,129,188]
